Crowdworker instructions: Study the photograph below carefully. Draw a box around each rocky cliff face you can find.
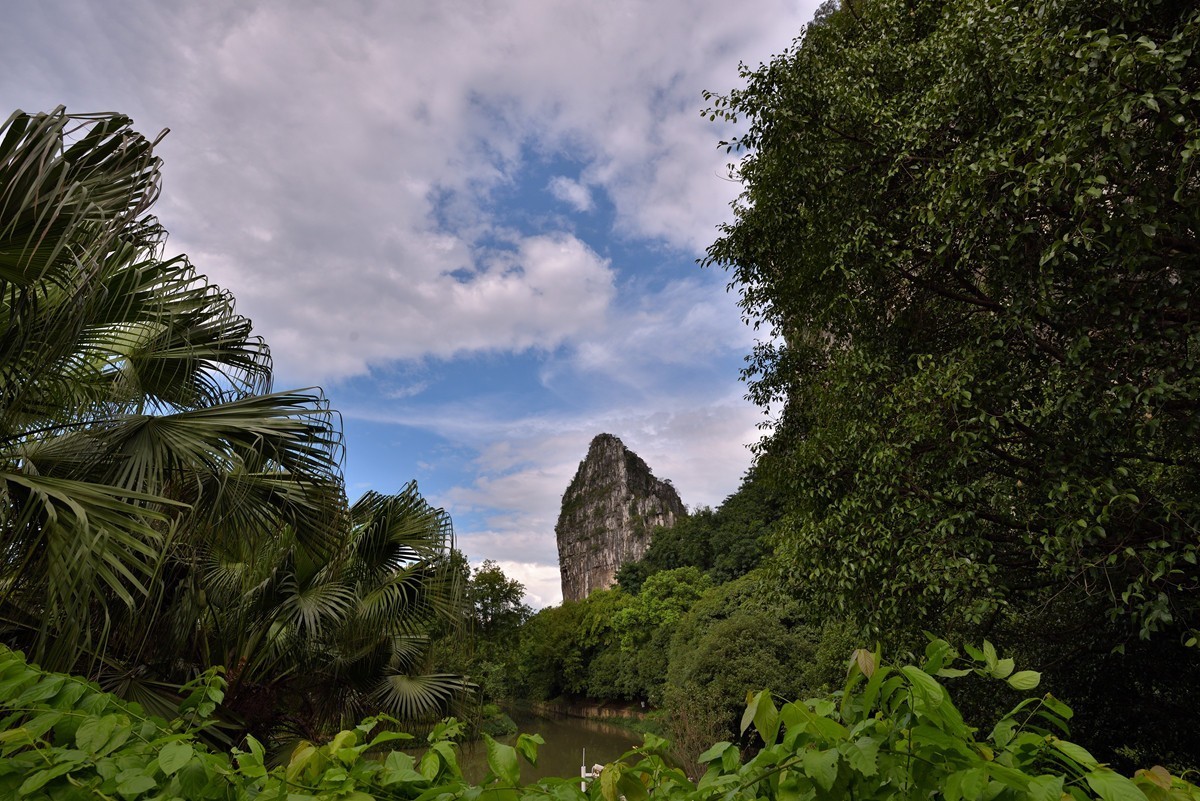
[556,433,686,602]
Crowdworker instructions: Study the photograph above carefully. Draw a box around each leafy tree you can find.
[514,601,589,700]
[467,560,532,638]
[433,558,531,703]
[0,108,342,674]
[617,469,781,593]
[662,571,856,763]
[705,0,1200,642]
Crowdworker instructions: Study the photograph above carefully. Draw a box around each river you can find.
[454,709,643,784]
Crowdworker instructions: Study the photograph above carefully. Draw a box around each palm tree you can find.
[0,108,468,736]
[160,482,471,741]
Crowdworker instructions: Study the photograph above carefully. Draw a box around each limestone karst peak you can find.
[555,434,685,601]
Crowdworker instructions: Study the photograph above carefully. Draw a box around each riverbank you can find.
[518,698,647,722]
[510,698,665,740]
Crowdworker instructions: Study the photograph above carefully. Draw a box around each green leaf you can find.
[1028,775,1065,801]
[484,734,520,785]
[17,761,77,795]
[116,773,157,798]
[1050,738,1099,768]
[76,714,117,754]
[1087,770,1150,801]
[1007,671,1041,691]
[697,742,732,763]
[781,701,850,741]
[516,733,543,766]
[741,690,763,736]
[803,748,839,791]
[617,772,649,801]
[600,764,622,801]
[982,641,998,669]
[845,736,880,776]
[900,665,946,708]
[946,767,989,801]
[368,731,413,750]
[992,658,1015,679]
[158,741,193,776]
[936,668,973,678]
[380,751,427,786]
[751,690,780,746]
[177,760,211,797]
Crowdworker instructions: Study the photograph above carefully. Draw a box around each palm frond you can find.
[372,672,475,723]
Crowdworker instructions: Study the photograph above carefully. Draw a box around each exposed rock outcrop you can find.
[555,434,686,602]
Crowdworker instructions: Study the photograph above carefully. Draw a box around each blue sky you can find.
[4,0,819,605]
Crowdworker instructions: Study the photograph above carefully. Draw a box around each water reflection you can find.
[456,709,642,784]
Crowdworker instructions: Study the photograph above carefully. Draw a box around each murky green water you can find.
[456,709,642,784]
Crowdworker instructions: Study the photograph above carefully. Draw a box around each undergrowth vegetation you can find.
[2,643,1196,800]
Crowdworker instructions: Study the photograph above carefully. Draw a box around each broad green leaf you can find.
[1087,770,1149,801]
[116,773,157,797]
[741,690,763,736]
[158,741,193,776]
[697,741,732,763]
[937,668,973,678]
[17,761,77,795]
[1028,774,1065,801]
[754,691,780,746]
[1042,694,1073,720]
[781,701,849,741]
[1050,738,1099,768]
[368,731,413,750]
[617,772,649,801]
[177,760,211,798]
[516,733,544,766]
[22,712,63,739]
[380,751,427,786]
[14,676,65,705]
[946,767,989,801]
[600,764,622,801]
[900,665,946,708]
[76,714,117,754]
[845,736,880,776]
[802,748,839,791]
[419,747,440,780]
[484,734,520,785]
[1007,671,1041,691]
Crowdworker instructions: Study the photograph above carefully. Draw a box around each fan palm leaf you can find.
[0,109,342,671]
[1,107,470,738]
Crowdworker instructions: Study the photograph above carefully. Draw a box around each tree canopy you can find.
[705,0,1200,642]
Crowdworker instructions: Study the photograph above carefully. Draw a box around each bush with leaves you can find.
[2,642,1196,801]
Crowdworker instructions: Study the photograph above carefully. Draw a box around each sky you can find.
[3,0,819,607]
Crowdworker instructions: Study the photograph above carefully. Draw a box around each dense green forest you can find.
[1,0,1199,796]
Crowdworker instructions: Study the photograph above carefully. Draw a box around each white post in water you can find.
[580,749,587,792]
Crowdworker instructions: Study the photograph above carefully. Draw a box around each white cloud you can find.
[4,0,819,384]
[4,0,815,609]
[385,381,430,400]
[548,176,594,212]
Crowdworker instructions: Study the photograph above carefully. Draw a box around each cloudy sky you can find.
[4,1,818,606]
